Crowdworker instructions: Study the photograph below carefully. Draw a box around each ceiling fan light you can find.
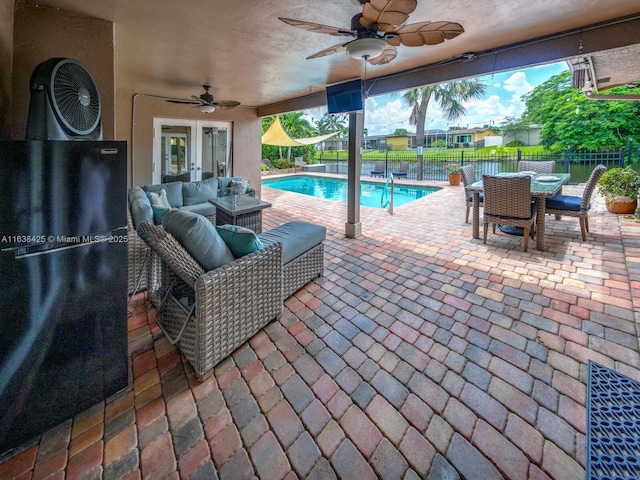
[346,38,386,60]
[198,104,216,113]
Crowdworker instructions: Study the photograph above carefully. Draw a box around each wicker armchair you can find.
[482,175,536,252]
[137,222,283,380]
[545,164,607,241]
[517,160,556,174]
[461,165,483,223]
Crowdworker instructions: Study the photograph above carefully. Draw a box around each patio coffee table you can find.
[209,195,271,233]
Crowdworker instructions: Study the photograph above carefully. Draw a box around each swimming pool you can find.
[262,175,439,209]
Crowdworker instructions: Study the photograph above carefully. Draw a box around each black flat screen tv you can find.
[326,80,363,114]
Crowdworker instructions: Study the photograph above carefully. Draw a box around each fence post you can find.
[627,137,633,167]
[461,151,464,165]
[564,148,571,174]
[385,148,389,175]
[517,148,521,162]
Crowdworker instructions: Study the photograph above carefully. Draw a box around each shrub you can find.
[597,166,640,200]
[272,158,295,169]
[506,140,525,147]
[261,163,269,171]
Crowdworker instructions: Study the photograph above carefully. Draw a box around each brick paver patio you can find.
[1,176,639,479]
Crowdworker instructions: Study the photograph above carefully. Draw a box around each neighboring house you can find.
[325,127,502,152]
[369,127,500,150]
[502,124,543,146]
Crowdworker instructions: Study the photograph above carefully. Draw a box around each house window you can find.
[455,134,472,144]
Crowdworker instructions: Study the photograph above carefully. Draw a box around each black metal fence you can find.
[317,139,639,184]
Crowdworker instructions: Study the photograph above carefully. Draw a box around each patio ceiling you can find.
[28,0,640,111]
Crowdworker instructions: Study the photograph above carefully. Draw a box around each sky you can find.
[304,61,569,136]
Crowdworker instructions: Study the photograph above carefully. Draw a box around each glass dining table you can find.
[467,172,571,251]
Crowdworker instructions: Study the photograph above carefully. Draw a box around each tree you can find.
[522,71,640,151]
[315,113,349,138]
[400,80,487,179]
[393,128,409,136]
[261,112,317,161]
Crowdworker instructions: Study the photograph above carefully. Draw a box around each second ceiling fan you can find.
[168,85,240,113]
[280,0,464,65]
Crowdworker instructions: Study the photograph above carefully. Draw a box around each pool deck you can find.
[1,176,639,479]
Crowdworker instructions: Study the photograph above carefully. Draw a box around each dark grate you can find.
[587,361,640,480]
[50,59,101,135]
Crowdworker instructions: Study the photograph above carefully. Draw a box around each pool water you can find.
[262,175,439,209]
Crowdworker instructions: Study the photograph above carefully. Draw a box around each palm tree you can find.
[316,113,349,138]
[401,80,487,180]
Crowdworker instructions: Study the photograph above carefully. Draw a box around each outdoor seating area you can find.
[1,178,639,480]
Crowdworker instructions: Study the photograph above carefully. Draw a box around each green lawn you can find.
[316,146,549,162]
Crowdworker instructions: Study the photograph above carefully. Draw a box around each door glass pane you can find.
[201,126,228,178]
[161,126,191,181]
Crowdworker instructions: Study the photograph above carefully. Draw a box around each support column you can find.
[345,111,363,238]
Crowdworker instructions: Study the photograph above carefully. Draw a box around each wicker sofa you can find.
[127,176,246,297]
[136,212,326,379]
[137,221,284,379]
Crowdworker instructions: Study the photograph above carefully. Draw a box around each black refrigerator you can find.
[0,140,129,454]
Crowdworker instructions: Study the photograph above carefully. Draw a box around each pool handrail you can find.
[381,173,394,215]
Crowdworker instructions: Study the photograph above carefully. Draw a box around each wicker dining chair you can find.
[482,174,536,251]
[461,165,483,223]
[517,160,556,174]
[545,164,607,241]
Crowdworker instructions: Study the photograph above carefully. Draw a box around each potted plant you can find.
[596,166,640,214]
[444,164,462,186]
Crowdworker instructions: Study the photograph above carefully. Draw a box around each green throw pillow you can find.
[146,189,171,224]
[216,225,264,258]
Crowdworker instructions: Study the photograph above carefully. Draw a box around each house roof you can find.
[32,1,640,113]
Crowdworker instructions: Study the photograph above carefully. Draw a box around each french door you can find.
[152,118,232,184]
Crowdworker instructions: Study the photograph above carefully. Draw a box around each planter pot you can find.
[605,195,637,214]
[448,173,462,186]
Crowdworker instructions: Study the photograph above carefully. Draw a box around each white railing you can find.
[381,173,394,215]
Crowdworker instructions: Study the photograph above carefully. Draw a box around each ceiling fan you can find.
[280,0,464,65]
[168,85,240,113]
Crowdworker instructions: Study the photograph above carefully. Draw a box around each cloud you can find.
[503,71,533,96]
[364,96,413,135]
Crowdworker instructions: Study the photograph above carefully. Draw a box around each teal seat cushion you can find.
[259,221,326,264]
[144,181,184,207]
[179,203,217,218]
[162,210,234,270]
[217,177,244,194]
[183,177,219,206]
[129,186,147,206]
[129,187,153,228]
[216,225,264,258]
[546,195,581,211]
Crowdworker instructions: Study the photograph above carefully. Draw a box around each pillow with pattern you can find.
[146,189,171,224]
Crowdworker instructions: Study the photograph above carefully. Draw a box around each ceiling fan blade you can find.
[306,41,350,59]
[167,99,199,105]
[367,44,398,65]
[394,21,464,46]
[279,17,354,37]
[360,0,417,28]
[213,100,241,109]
